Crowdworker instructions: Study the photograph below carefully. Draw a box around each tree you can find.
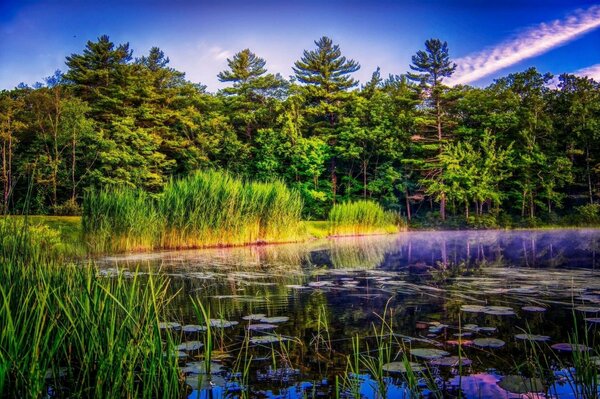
[293,36,360,203]
[408,39,457,220]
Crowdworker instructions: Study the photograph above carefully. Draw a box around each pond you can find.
[100,229,600,399]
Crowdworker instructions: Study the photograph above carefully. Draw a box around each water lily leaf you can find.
[242,314,266,321]
[182,325,207,333]
[575,306,600,313]
[460,305,486,313]
[158,322,181,330]
[209,319,238,328]
[522,306,546,312]
[247,323,277,331]
[585,317,600,323]
[410,348,449,359]
[473,338,505,348]
[182,361,224,375]
[250,335,288,344]
[551,343,590,352]
[497,375,544,394]
[430,356,472,367]
[514,334,550,342]
[177,341,204,351]
[259,316,289,323]
[382,361,425,373]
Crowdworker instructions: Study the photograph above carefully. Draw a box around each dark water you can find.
[100,229,600,399]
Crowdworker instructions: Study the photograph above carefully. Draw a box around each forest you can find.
[1,34,599,227]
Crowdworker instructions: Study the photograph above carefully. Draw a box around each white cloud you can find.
[574,63,600,81]
[447,5,600,86]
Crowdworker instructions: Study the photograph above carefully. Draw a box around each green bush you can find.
[328,200,402,236]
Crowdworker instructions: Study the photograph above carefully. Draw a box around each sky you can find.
[0,0,599,91]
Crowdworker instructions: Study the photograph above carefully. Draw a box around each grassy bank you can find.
[328,200,404,236]
[83,170,305,253]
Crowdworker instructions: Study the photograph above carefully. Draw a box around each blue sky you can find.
[0,0,599,91]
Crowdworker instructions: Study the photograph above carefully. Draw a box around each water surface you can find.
[101,229,600,398]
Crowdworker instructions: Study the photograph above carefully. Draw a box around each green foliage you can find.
[328,200,403,236]
[83,169,305,252]
[1,35,599,227]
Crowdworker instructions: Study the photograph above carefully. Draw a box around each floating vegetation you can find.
[382,361,425,373]
[259,316,289,323]
[250,335,289,344]
[181,361,225,375]
[473,338,506,348]
[209,319,238,328]
[551,343,590,352]
[247,323,278,331]
[497,375,545,394]
[575,306,600,313]
[430,356,473,367]
[521,306,546,312]
[176,341,204,351]
[410,348,450,360]
[242,314,266,321]
[460,304,515,316]
[182,324,207,333]
[514,334,551,342]
[158,322,181,330]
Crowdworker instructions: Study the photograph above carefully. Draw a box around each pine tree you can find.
[293,36,360,203]
[408,38,456,220]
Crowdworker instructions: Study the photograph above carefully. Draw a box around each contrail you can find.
[574,63,600,81]
[447,5,600,86]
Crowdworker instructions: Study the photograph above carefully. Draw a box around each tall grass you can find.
[0,219,183,398]
[328,200,404,236]
[83,169,305,253]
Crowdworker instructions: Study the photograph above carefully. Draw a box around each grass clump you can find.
[83,169,305,253]
[0,219,183,398]
[328,200,404,236]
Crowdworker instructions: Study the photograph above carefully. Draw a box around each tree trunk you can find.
[362,160,367,199]
[587,145,594,204]
[405,188,411,222]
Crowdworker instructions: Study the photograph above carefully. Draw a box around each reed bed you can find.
[0,219,183,398]
[83,169,305,253]
[328,200,403,236]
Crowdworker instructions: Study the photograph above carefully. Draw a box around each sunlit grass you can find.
[328,200,405,236]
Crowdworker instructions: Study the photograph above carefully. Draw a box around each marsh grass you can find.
[83,169,305,253]
[328,200,404,236]
[0,220,183,398]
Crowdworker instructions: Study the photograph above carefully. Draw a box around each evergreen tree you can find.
[408,38,456,220]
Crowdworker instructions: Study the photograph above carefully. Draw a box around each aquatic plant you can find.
[83,169,305,252]
[328,200,403,236]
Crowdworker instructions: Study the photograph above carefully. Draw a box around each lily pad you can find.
[182,361,224,375]
[497,375,544,394]
[308,281,332,288]
[176,341,204,351]
[382,361,425,373]
[473,338,505,348]
[585,317,600,323]
[522,306,546,312]
[460,305,486,313]
[158,322,181,330]
[410,348,450,359]
[242,314,266,321]
[182,324,207,333]
[259,316,289,324]
[576,306,600,313]
[551,343,590,352]
[430,356,472,367]
[247,323,277,331]
[209,319,238,328]
[514,334,550,342]
[250,335,288,344]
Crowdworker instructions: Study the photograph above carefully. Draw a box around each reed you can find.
[328,200,404,236]
[0,220,183,398]
[83,169,305,253]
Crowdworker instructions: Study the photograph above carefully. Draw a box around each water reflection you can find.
[100,229,600,398]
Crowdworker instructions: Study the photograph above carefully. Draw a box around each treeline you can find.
[1,34,599,225]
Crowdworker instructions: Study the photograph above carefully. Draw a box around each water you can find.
[100,229,600,398]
